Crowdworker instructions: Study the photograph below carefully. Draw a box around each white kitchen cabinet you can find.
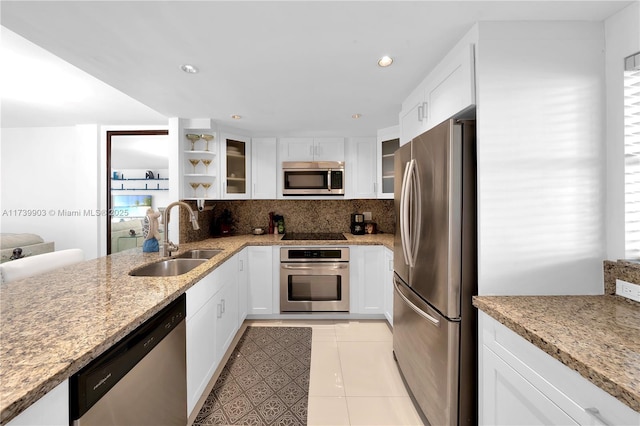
[220,133,251,199]
[214,257,239,363]
[7,380,68,426]
[237,248,248,323]
[383,248,394,325]
[346,137,377,199]
[185,271,218,415]
[185,255,239,416]
[479,312,640,426]
[279,137,345,162]
[350,246,385,314]
[400,43,475,144]
[251,137,277,199]
[182,128,218,200]
[377,126,399,199]
[247,246,274,314]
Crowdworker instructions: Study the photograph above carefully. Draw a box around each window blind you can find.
[625,52,640,258]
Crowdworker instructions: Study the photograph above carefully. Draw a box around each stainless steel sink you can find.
[129,258,207,277]
[173,249,223,259]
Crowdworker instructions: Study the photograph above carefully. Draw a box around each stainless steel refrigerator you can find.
[393,118,476,426]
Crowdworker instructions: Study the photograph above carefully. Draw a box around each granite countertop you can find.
[473,295,640,413]
[0,233,393,425]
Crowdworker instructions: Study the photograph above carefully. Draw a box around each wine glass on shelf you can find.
[201,182,212,198]
[188,158,200,173]
[201,158,212,174]
[200,134,214,151]
[189,182,201,198]
[186,134,200,151]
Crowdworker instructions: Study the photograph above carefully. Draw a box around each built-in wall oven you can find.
[280,247,349,312]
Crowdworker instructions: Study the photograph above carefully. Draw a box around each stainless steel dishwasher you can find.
[70,294,187,425]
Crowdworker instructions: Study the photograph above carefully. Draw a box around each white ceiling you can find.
[0,1,633,136]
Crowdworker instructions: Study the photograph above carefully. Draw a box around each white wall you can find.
[605,1,640,260]
[0,125,101,259]
[476,22,606,295]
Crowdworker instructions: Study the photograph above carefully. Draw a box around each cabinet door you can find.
[347,137,377,199]
[237,248,248,323]
[481,345,578,426]
[221,134,251,199]
[247,246,273,314]
[313,137,345,161]
[7,380,68,426]
[279,138,315,162]
[378,137,399,199]
[383,248,394,325]
[399,87,428,145]
[251,138,277,199]
[427,44,475,128]
[186,288,217,415]
[214,278,239,363]
[350,246,385,314]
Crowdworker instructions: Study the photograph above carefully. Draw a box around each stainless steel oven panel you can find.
[280,247,349,262]
[280,261,350,312]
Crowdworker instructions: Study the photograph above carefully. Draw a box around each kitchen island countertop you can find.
[0,233,393,425]
[473,295,640,414]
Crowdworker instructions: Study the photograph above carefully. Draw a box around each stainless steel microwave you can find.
[282,161,345,196]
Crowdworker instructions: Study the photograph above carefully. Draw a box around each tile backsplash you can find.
[180,199,395,242]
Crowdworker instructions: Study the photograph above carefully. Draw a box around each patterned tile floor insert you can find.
[193,326,312,426]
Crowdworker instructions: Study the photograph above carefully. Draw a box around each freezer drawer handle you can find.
[394,280,440,326]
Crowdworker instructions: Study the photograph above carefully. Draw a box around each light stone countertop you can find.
[473,295,640,413]
[0,233,393,425]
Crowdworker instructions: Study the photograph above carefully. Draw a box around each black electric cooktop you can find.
[281,232,347,241]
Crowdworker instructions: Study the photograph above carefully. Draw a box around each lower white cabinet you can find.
[479,312,640,426]
[383,248,394,325]
[186,254,238,416]
[7,380,68,426]
[213,257,239,364]
[247,246,274,314]
[238,248,248,323]
[350,246,385,314]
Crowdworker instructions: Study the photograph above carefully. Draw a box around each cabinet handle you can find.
[417,101,428,122]
[585,407,610,426]
[217,304,222,319]
[239,259,244,271]
[309,145,314,156]
[221,298,226,314]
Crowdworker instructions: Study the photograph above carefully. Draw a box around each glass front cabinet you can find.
[221,134,251,199]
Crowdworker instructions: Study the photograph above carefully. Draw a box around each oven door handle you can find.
[281,263,348,270]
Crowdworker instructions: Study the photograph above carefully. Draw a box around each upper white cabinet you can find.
[346,137,377,199]
[479,312,640,426]
[182,128,218,200]
[400,43,476,144]
[377,125,400,199]
[251,138,277,199]
[280,137,345,162]
[220,132,251,199]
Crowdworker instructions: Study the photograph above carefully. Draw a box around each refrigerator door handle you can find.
[400,161,412,266]
[404,159,417,267]
[408,159,421,266]
[394,279,440,326]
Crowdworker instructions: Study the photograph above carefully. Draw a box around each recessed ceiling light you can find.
[352,113,362,119]
[231,114,242,119]
[377,56,393,67]
[180,64,198,74]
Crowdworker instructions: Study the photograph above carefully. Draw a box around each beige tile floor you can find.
[246,320,424,426]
